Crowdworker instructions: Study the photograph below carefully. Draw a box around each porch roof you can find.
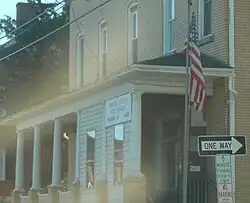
[0,63,233,129]
[138,52,231,69]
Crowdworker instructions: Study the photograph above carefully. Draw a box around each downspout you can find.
[228,0,237,202]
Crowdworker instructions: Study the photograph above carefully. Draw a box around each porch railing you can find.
[187,178,217,203]
[154,178,217,203]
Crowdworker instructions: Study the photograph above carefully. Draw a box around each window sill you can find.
[164,49,176,56]
[198,34,214,46]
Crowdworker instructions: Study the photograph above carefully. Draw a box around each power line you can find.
[0,0,112,62]
[70,2,99,62]
[2,2,66,45]
[0,0,66,41]
[2,0,135,87]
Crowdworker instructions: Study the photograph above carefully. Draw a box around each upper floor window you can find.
[86,130,95,188]
[128,3,138,65]
[200,0,212,37]
[99,21,108,77]
[163,0,175,54]
[76,34,84,88]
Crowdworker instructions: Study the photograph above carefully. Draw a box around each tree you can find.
[0,0,70,115]
[0,15,16,39]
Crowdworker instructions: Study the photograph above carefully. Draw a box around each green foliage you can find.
[0,0,70,116]
[0,15,16,38]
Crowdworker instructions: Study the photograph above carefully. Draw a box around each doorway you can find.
[157,119,182,203]
[140,93,185,203]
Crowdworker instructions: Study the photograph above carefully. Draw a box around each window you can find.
[163,0,175,54]
[199,0,212,37]
[114,124,124,185]
[0,149,6,181]
[76,34,84,88]
[86,131,95,188]
[128,4,138,65]
[99,21,108,77]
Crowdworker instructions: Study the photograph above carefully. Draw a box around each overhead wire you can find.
[2,2,67,46]
[1,0,139,86]
[0,0,113,62]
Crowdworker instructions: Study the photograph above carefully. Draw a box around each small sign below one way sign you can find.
[217,183,233,203]
[198,135,247,156]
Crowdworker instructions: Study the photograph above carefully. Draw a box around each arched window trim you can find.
[127,2,138,65]
[98,19,108,78]
[76,30,85,88]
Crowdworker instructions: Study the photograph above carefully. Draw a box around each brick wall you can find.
[69,0,250,202]
[69,0,229,90]
[234,1,250,202]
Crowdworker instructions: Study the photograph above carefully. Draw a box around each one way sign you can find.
[198,135,247,156]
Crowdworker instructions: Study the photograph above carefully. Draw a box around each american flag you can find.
[184,12,206,112]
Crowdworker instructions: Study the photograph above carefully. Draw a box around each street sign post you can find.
[198,135,247,156]
[216,155,233,203]
[197,135,247,203]
[217,182,233,203]
[216,155,232,184]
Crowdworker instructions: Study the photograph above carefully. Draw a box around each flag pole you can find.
[182,0,192,203]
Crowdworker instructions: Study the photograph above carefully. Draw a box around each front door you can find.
[159,119,182,203]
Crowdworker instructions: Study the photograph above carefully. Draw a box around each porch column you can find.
[51,118,62,186]
[31,124,41,189]
[72,112,80,203]
[68,133,76,188]
[15,130,25,190]
[130,91,142,175]
[124,91,146,203]
[74,112,80,182]
[11,130,25,203]
[49,118,62,203]
[29,125,41,203]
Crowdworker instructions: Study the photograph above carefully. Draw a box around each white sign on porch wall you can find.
[105,93,132,127]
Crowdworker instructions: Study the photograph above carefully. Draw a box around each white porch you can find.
[0,64,233,203]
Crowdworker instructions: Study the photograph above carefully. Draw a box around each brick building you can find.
[1,0,249,203]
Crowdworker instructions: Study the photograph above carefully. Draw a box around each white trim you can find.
[0,148,6,181]
[15,84,133,130]
[0,64,232,129]
[135,64,234,78]
[198,0,212,39]
[228,2,235,68]
[127,2,138,65]
[135,84,212,96]
[98,20,108,78]
[1,69,134,128]
[76,33,85,88]
[228,0,235,202]
[163,0,175,54]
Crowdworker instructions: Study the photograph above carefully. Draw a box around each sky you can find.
[0,0,26,19]
[0,0,56,19]
[0,0,56,44]
[0,0,26,44]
